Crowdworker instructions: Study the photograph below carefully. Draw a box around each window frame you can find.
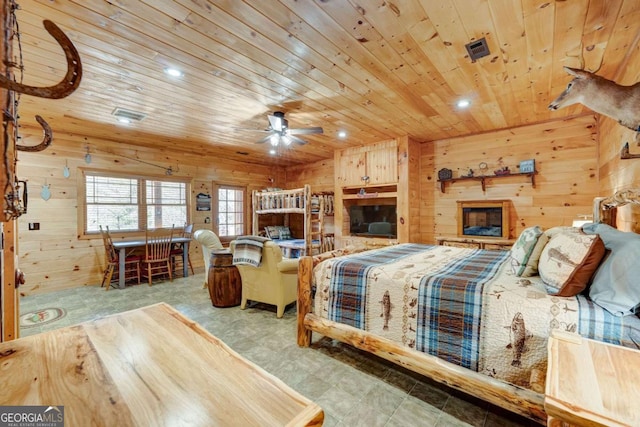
[213,183,247,244]
[78,168,191,238]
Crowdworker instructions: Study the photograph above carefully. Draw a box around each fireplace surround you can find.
[457,200,510,239]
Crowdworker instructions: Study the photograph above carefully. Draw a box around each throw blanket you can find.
[233,235,270,267]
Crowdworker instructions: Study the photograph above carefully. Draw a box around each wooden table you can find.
[545,330,640,427]
[112,236,191,289]
[0,303,323,426]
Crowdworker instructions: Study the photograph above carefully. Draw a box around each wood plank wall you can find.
[284,158,335,238]
[16,128,284,295]
[419,115,599,244]
[597,49,640,232]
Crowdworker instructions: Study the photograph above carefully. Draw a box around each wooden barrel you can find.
[207,250,242,307]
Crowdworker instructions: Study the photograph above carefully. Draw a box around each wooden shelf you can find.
[437,172,536,193]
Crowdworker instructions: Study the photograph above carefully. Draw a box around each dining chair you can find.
[171,223,194,277]
[142,226,175,286]
[99,225,141,290]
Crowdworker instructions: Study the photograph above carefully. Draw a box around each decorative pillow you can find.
[278,226,292,240]
[509,226,548,276]
[543,226,580,240]
[538,228,605,297]
[583,223,640,316]
[264,226,279,239]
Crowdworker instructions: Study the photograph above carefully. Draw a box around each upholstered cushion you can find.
[538,228,605,297]
[509,226,548,276]
[278,226,292,239]
[583,223,640,316]
[264,226,279,239]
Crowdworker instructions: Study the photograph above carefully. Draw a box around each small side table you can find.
[207,249,242,307]
[545,330,640,426]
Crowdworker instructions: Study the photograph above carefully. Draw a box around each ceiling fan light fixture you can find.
[282,135,292,146]
[270,135,279,146]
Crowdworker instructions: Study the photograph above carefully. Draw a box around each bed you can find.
[253,185,334,257]
[296,193,640,424]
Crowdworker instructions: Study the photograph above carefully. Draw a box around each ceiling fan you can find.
[255,111,323,146]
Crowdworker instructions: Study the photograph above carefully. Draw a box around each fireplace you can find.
[457,200,510,239]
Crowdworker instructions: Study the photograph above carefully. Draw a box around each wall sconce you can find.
[361,175,370,184]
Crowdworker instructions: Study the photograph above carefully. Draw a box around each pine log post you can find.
[305,314,547,424]
[297,256,314,347]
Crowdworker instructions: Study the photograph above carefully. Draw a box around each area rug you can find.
[20,308,67,328]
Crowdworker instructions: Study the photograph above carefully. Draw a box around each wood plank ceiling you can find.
[11,0,640,166]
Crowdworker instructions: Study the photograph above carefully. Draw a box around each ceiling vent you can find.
[112,107,147,122]
[465,37,490,62]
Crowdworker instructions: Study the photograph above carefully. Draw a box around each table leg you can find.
[182,242,189,277]
[119,247,126,289]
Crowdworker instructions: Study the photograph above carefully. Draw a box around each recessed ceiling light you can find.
[457,99,470,108]
[164,67,183,77]
[269,149,276,155]
[338,130,347,138]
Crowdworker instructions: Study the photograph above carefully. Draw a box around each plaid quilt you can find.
[313,243,640,391]
[416,249,510,369]
[328,244,433,328]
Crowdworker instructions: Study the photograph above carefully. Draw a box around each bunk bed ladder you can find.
[309,196,324,255]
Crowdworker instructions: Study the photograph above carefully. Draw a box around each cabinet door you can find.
[336,151,366,187]
[367,147,397,184]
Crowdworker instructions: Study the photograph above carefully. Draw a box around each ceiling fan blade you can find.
[267,114,284,132]
[234,128,271,133]
[256,133,275,144]
[288,135,308,145]
[288,126,323,135]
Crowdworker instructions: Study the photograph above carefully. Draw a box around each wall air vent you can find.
[465,37,490,62]
[112,107,147,122]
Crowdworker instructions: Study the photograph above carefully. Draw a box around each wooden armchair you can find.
[99,225,141,290]
[141,227,174,286]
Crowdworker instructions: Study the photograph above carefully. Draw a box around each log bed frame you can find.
[296,192,638,425]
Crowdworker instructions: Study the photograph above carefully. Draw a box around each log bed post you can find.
[297,255,313,347]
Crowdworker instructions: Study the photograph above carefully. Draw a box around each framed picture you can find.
[196,192,211,211]
[519,159,535,173]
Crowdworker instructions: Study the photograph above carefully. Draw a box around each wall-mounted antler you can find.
[0,20,82,99]
[16,115,52,152]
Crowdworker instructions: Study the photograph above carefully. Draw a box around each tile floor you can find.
[19,274,541,427]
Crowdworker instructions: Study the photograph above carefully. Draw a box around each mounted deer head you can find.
[548,67,640,136]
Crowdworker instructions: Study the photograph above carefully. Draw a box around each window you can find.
[217,185,245,238]
[82,170,189,234]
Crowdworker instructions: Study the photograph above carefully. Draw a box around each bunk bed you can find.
[296,192,640,424]
[252,185,334,258]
